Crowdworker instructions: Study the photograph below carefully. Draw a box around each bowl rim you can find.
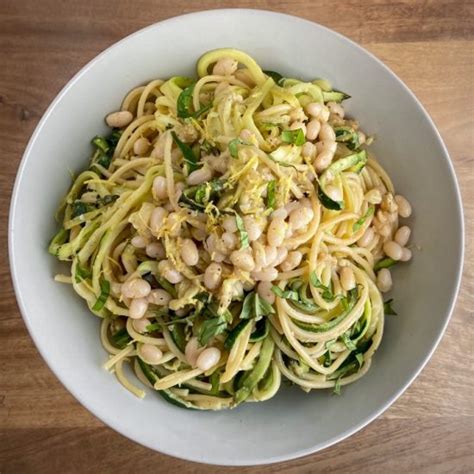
[8,8,465,466]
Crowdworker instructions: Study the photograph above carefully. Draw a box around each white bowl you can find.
[9,9,464,466]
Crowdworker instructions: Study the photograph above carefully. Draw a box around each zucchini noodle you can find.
[49,49,414,410]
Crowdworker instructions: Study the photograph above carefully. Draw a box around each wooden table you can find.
[1,1,472,472]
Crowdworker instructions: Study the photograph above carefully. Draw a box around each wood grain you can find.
[0,1,473,472]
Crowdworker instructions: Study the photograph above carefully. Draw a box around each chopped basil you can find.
[201,140,220,156]
[271,286,299,301]
[71,201,94,218]
[341,332,357,351]
[91,136,110,153]
[353,206,375,231]
[177,83,195,118]
[145,322,162,333]
[266,180,276,209]
[240,292,275,321]
[263,70,285,85]
[355,353,364,367]
[335,126,360,151]
[374,257,397,271]
[171,131,200,173]
[281,128,305,146]
[383,298,397,315]
[228,138,242,158]
[309,271,336,302]
[74,264,91,283]
[111,327,131,349]
[180,179,226,211]
[198,314,228,346]
[92,279,110,311]
[234,213,249,249]
[333,377,342,395]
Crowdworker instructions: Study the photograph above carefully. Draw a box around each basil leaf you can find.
[333,376,342,395]
[271,286,299,301]
[198,315,227,346]
[96,194,119,207]
[341,332,357,351]
[92,279,110,311]
[228,138,242,158]
[193,103,211,119]
[263,70,285,85]
[177,83,195,118]
[355,353,364,367]
[75,264,91,283]
[91,136,110,153]
[383,298,397,315]
[145,322,162,333]
[281,128,305,146]
[234,213,249,249]
[374,257,397,272]
[353,206,375,231]
[335,126,360,151]
[71,201,94,218]
[266,180,276,209]
[171,131,200,173]
[309,271,336,302]
[111,327,131,349]
[240,292,274,320]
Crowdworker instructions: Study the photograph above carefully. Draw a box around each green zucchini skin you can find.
[317,150,368,210]
[322,90,351,103]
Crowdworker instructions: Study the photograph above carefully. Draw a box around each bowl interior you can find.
[9,9,463,465]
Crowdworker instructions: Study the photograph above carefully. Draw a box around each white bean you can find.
[222,216,238,233]
[196,347,221,371]
[306,119,321,141]
[181,238,199,266]
[280,251,303,272]
[394,226,411,247]
[305,102,323,118]
[319,122,336,141]
[395,195,412,218]
[243,215,263,242]
[187,166,213,185]
[133,137,150,156]
[146,241,166,259]
[302,141,316,158]
[253,244,277,270]
[185,337,204,366]
[327,101,345,118]
[138,344,163,365]
[105,110,133,128]
[357,227,375,248]
[257,281,275,304]
[129,297,149,319]
[222,232,238,250]
[267,218,287,247]
[148,289,172,306]
[191,226,207,241]
[272,207,288,220]
[121,279,151,299]
[150,207,168,234]
[289,206,314,231]
[204,262,223,290]
[383,241,403,261]
[152,176,168,201]
[230,249,255,272]
[212,57,238,76]
[358,131,366,144]
[365,188,382,205]
[251,267,278,282]
[131,235,148,249]
[400,247,412,262]
[158,259,183,284]
[272,247,288,267]
[325,185,343,202]
[314,149,334,173]
[340,267,356,291]
[132,318,150,334]
[377,268,392,293]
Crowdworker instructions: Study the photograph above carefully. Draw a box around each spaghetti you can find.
[49,49,413,409]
